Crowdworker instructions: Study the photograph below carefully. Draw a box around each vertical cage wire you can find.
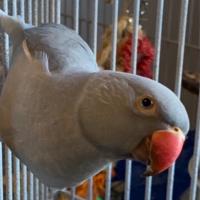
[3,0,9,73]
[144,1,165,199]
[110,0,119,71]
[40,0,45,23]
[73,0,79,33]
[45,186,49,200]
[14,158,20,200]
[105,164,112,200]
[27,0,32,24]
[0,143,3,200]
[5,146,13,200]
[55,0,61,24]
[50,0,55,23]
[48,188,54,200]
[91,0,98,58]
[20,0,25,20]
[34,178,39,200]
[22,165,28,200]
[131,0,141,74]
[124,1,141,200]
[40,183,45,200]
[71,187,76,200]
[13,2,20,200]
[152,0,165,82]
[12,0,17,17]
[104,1,119,199]
[29,172,34,200]
[87,1,99,197]
[3,1,12,199]
[124,160,132,200]
[33,0,38,26]
[173,0,189,98]
[45,0,50,23]
[86,0,90,46]
[87,177,93,200]
[20,4,28,199]
[189,85,200,200]
[166,0,189,200]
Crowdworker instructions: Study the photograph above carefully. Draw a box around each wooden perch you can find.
[182,71,200,95]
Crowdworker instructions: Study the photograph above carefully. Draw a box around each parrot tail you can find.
[0,9,32,43]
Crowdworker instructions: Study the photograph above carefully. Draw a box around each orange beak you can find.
[132,128,185,176]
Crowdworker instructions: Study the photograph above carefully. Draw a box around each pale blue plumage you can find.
[0,10,189,188]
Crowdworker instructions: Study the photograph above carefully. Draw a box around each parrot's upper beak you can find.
[131,128,185,176]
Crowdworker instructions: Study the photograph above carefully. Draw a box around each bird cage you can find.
[0,0,199,200]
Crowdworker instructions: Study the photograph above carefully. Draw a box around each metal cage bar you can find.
[27,0,32,24]
[12,0,17,17]
[28,172,34,200]
[3,0,9,73]
[14,158,20,200]
[166,0,189,199]
[3,2,12,200]
[26,0,34,195]
[5,146,13,200]
[20,4,28,199]
[55,0,61,24]
[22,165,28,200]
[91,0,98,58]
[40,0,45,24]
[33,0,39,26]
[20,0,25,20]
[124,1,141,200]
[152,0,164,82]
[87,177,93,200]
[104,1,119,199]
[73,0,80,33]
[71,187,76,200]
[45,0,50,23]
[40,183,45,200]
[124,160,132,200]
[50,0,55,23]
[131,0,141,74]
[105,164,112,200]
[110,0,119,71]
[45,186,49,200]
[144,1,165,199]
[12,3,20,200]
[173,0,189,98]
[34,178,39,200]
[87,1,99,198]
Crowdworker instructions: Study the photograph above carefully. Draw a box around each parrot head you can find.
[79,71,189,176]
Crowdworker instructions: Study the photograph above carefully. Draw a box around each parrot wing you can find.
[0,9,98,73]
[24,24,99,73]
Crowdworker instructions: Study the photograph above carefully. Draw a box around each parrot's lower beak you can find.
[132,128,185,176]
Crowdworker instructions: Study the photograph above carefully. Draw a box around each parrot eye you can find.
[134,95,156,115]
[141,97,154,109]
